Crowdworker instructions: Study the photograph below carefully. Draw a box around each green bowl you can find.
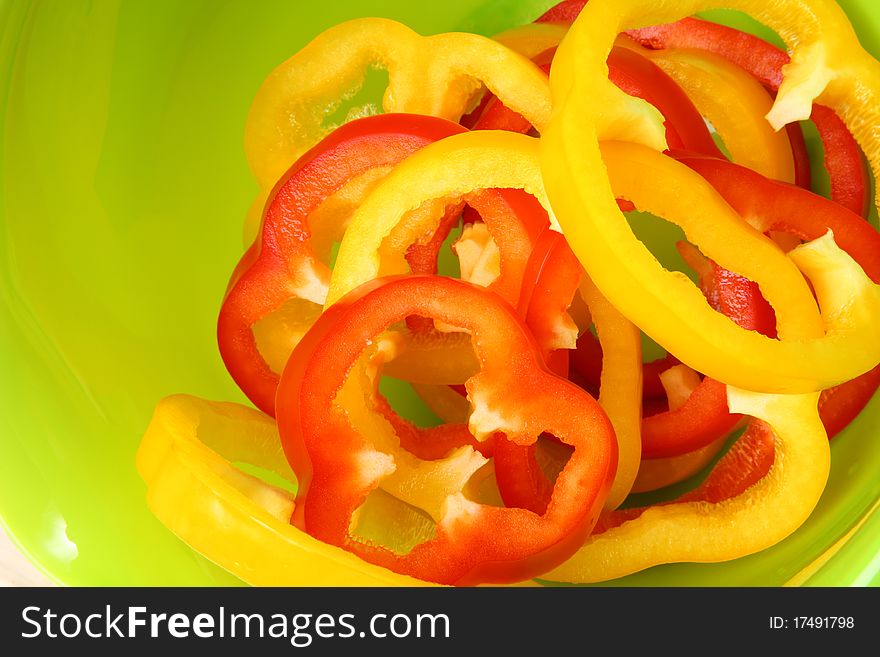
[1,0,879,586]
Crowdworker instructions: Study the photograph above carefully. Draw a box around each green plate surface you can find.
[1,0,878,586]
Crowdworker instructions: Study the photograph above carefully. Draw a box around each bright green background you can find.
[1,0,878,586]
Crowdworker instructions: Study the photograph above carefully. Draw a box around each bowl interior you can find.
[1,0,879,586]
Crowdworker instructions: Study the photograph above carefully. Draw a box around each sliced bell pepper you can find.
[544,389,828,583]
[543,134,880,392]
[136,394,431,586]
[543,0,880,394]
[218,114,467,415]
[245,17,553,192]
[275,274,617,585]
[678,152,880,438]
[497,229,642,511]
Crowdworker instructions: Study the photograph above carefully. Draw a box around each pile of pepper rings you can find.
[137,0,880,586]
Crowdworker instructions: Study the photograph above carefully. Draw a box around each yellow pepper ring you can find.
[579,275,643,510]
[543,0,880,394]
[245,17,553,192]
[604,141,823,342]
[324,131,552,388]
[325,131,551,308]
[137,395,434,586]
[545,389,829,583]
[596,142,880,392]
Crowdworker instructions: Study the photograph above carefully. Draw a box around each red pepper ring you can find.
[275,275,617,586]
[218,114,467,415]
[406,225,579,463]
[408,265,565,436]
